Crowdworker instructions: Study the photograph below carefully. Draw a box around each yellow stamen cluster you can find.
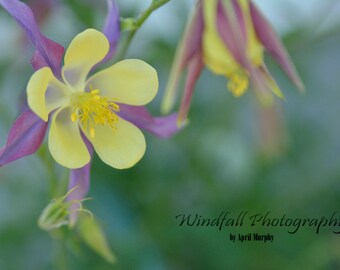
[71,88,120,138]
[227,69,249,97]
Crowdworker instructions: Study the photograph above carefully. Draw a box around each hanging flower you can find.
[161,0,304,125]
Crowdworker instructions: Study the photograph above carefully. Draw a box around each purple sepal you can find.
[67,164,91,227]
[178,54,204,125]
[181,1,204,67]
[0,109,48,166]
[176,2,204,124]
[231,0,246,42]
[217,0,248,66]
[249,1,304,91]
[67,136,93,226]
[102,0,120,63]
[0,0,64,76]
[118,105,182,139]
[29,0,54,25]
[161,2,204,115]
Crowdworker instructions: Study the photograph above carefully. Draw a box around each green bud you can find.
[120,17,138,31]
[38,187,84,231]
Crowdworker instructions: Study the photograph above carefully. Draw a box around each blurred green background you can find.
[0,0,340,269]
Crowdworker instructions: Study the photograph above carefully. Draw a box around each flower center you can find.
[71,87,120,138]
[227,69,249,97]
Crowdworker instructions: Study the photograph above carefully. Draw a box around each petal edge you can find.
[84,117,146,169]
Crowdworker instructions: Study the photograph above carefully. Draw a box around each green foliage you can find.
[64,0,95,27]
[0,1,340,270]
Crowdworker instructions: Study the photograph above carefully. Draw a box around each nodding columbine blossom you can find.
[162,0,304,125]
[0,0,180,225]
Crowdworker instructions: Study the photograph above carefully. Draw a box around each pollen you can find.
[90,128,96,139]
[71,112,77,122]
[71,87,120,138]
[227,69,249,97]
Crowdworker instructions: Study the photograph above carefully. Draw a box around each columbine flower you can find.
[27,28,158,169]
[162,0,304,124]
[0,0,180,225]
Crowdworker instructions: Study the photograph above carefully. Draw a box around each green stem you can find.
[52,230,69,270]
[37,144,67,198]
[115,0,171,61]
[37,145,56,197]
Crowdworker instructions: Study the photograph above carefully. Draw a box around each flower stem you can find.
[37,144,68,198]
[115,0,171,61]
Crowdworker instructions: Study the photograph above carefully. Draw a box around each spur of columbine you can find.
[28,28,158,169]
[162,0,304,125]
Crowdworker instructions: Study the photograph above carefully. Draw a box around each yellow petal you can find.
[62,29,109,89]
[236,0,264,66]
[84,117,146,169]
[27,67,68,121]
[86,59,158,106]
[203,0,238,75]
[49,107,90,169]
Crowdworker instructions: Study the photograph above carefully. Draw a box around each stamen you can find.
[90,128,96,139]
[71,88,120,138]
[227,69,249,97]
[71,112,77,122]
[91,89,100,95]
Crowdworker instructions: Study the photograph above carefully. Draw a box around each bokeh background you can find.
[0,0,340,269]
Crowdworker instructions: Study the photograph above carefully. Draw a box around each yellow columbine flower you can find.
[162,0,304,124]
[27,29,158,169]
